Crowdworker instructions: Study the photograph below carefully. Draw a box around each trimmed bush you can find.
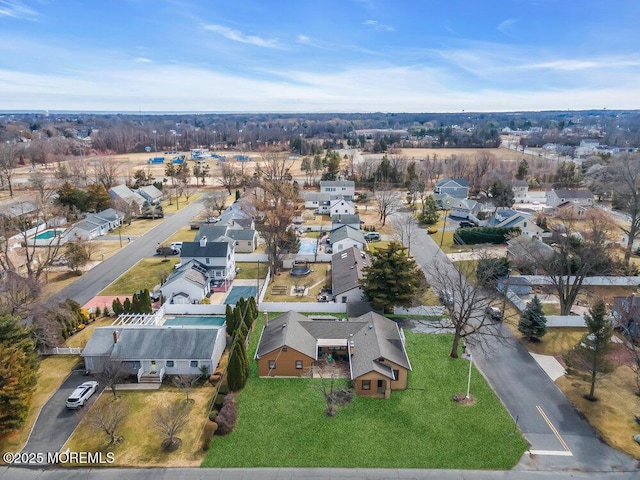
[427,227,438,234]
[215,393,237,435]
[208,409,219,422]
[214,394,226,407]
[218,384,230,395]
[455,227,520,245]
[201,420,218,451]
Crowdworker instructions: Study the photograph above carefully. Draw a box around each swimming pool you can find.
[298,239,317,254]
[33,229,65,240]
[163,316,225,326]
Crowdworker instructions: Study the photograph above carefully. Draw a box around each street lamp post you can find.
[152,130,157,152]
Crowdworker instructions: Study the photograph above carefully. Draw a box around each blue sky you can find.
[1,0,639,112]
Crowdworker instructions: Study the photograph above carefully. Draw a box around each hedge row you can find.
[455,227,520,245]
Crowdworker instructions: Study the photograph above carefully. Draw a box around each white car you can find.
[169,242,183,253]
[65,381,99,409]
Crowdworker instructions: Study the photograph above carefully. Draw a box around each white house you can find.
[331,246,368,303]
[320,180,355,200]
[179,237,236,284]
[159,260,210,303]
[450,199,478,219]
[137,185,163,204]
[512,180,529,203]
[484,209,543,237]
[197,225,259,253]
[108,185,146,214]
[546,189,595,209]
[62,208,124,241]
[329,225,367,254]
[82,325,226,382]
[329,197,357,216]
[304,192,333,213]
[331,214,361,231]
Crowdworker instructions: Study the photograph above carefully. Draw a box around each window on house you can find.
[362,380,371,390]
[282,347,288,352]
[205,257,210,264]
[523,222,527,227]
[295,360,303,369]
[190,360,198,368]
[268,360,276,369]
[393,369,399,380]
[166,360,174,368]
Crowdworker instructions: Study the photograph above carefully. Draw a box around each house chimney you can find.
[200,236,207,247]
[263,310,268,327]
[112,330,119,344]
[349,338,354,356]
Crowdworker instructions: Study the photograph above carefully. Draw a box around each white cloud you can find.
[0,0,38,20]
[204,24,279,48]
[363,20,394,32]
[520,58,640,71]
[497,18,519,36]
[135,57,152,63]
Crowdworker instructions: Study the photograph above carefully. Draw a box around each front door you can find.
[377,379,385,394]
[150,360,157,373]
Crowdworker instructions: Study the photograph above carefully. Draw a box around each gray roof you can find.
[137,185,163,201]
[180,241,230,258]
[331,246,368,296]
[435,178,468,188]
[164,260,208,288]
[550,189,594,199]
[95,208,124,221]
[255,311,411,380]
[304,192,332,202]
[512,180,528,187]
[321,180,355,188]
[330,225,366,245]
[196,225,230,241]
[82,326,222,360]
[331,214,361,226]
[197,225,256,242]
[109,185,146,205]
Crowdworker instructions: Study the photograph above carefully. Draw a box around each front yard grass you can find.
[100,258,179,295]
[64,385,211,466]
[202,326,527,469]
[0,355,80,458]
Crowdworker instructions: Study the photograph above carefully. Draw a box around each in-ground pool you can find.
[298,239,317,254]
[225,286,258,305]
[32,229,65,240]
[163,316,225,326]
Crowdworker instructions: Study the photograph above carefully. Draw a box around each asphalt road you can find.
[18,369,103,460]
[394,210,638,472]
[49,199,204,306]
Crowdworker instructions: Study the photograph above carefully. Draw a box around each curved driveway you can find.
[394,210,637,472]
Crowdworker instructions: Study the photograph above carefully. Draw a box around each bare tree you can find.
[373,184,402,226]
[204,191,227,218]
[88,399,130,446]
[172,374,200,402]
[152,401,190,451]
[429,257,506,358]
[607,153,640,265]
[218,163,237,194]
[391,212,419,255]
[306,367,353,417]
[29,170,58,203]
[99,361,128,399]
[0,143,19,197]
[92,158,121,190]
[0,272,42,316]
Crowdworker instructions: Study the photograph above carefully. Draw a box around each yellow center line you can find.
[536,405,571,452]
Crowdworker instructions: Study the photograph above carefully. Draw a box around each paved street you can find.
[393,210,638,472]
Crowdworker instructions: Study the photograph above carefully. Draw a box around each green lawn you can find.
[100,258,180,295]
[235,262,266,280]
[202,323,527,469]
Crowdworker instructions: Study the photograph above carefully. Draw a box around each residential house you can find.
[180,237,236,288]
[611,294,640,340]
[218,201,255,230]
[63,208,124,241]
[254,310,412,398]
[507,235,554,274]
[159,260,210,303]
[546,189,595,209]
[331,214,361,231]
[329,197,357,216]
[450,199,478,220]
[575,139,600,158]
[329,225,367,254]
[512,180,529,203]
[320,180,355,200]
[554,201,589,219]
[108,185,146,215]
[331,246,368,303]
[432,192,455,210]
[497,276,532,296]
[137,185,163,204]
[484,209,543,237]
[434,178,469,199]
[82,324,226,382]
[303,192,335,214]
[197,225,259,253]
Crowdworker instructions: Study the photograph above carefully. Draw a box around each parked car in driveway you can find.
[438,289,454,307]
[484,305,503,321]
[156,246,178,256]
[65,381,99,409]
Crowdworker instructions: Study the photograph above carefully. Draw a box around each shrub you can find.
[208,409,219,422]
[201,420,218,451]
[427,227,438,234]
[218,384,229,395]
[94,306,102,317]
[214,393,237,435]
[456,227,520,245]
[214,394,226,407]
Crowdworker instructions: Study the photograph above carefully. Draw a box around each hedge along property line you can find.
[455,227,520,245]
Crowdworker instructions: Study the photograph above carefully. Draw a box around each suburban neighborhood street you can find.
[49,199,204,307]
[394,211,638,472]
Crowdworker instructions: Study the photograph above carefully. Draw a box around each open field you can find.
[202,324,527,469]
[0,355,80,458]
[64,386,212,467]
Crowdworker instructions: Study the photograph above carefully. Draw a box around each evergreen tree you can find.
[360,242,427,313]
[233,307,243,336]
[518,295,547,341]
[112,298,124,316]
[123,297,132,313]
[581,300,614,401]
[227,332,248,391]
[417,195,439,225]
[247,296,258,325]
[0,315,39,434]
[225,304,234,332]
[516,159,529,180]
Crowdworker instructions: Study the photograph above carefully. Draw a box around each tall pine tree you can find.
[581,300,613,401]
[227,331,248,391]
[519,295,547,341]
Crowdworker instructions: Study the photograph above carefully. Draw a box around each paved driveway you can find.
[20,369,104,460]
